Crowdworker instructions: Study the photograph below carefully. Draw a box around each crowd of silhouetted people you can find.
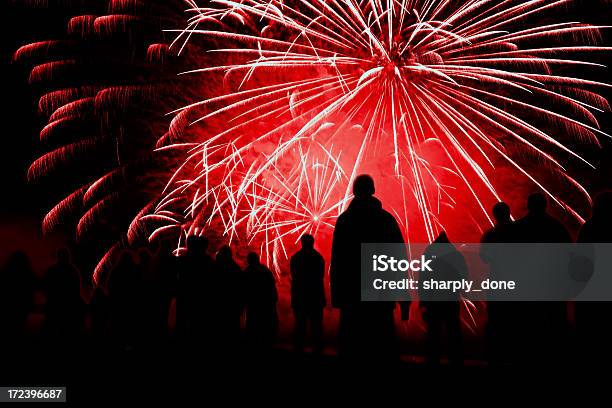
[2,174,612,367]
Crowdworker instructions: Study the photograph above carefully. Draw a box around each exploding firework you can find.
[150,0,611,272]
[13,0,611,286]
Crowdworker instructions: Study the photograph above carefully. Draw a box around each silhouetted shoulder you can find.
[481,228,496,243]
[380,208,404,241]
[335,211,350,226]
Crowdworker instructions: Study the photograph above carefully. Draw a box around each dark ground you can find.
[1,345,606,406]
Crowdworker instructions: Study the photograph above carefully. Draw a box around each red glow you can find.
[147,0,609,270]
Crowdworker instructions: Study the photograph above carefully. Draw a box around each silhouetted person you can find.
[481,202,516,245]
[137,246,165,347]
[480,202,517,365]
[90,286,110,345]
[575,191,612,365]
[420,232,466,367]
[215,245,244,347]
[290,234,326,354]
[0,251,35,346]
[244,252,278,350]
[515,193,571,243]
[148,239,178,342]
[578,191,612,243]
[43,248,85,345]
[108,250,140,349]
[176,236,214,344]
[514,193,571,364]
[330,175,409,363]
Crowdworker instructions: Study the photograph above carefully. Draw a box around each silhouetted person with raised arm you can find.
[514,192,571,364]
[330,175,410,363]
[244,252,278,350]
[420,232,467,367]
[480,202,517,365]
[0,251,35,347]
[575,191,612,365]
[215,245,244,347]
[108,250,140,349]
[290,234,326,354]
[43,248,85,346]
[176,235,214,344]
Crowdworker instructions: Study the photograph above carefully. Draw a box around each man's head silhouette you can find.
[353,174,375,198]
[186,235,199,252]
[527,193,547,215]
[217,245,233,261]
[300,234,315,249]
[247,252,260,266]
[159,237,173,253]
[492,202,511,224]
[186,235,209,255]
[433,231,450,244]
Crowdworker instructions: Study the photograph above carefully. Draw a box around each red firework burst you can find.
[151,0,611,271]
[13,0,611,304]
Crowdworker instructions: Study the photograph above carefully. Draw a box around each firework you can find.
[14,0,611,284]
[151,0,610,272]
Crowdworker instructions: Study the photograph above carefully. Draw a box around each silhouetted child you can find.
[420,232,466,367]
[244,252,278,350]
[330,175,409,363]
[290,234,326,354]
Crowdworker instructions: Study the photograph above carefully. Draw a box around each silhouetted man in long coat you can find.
[290,234,326,354]
[330,175,409,362]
